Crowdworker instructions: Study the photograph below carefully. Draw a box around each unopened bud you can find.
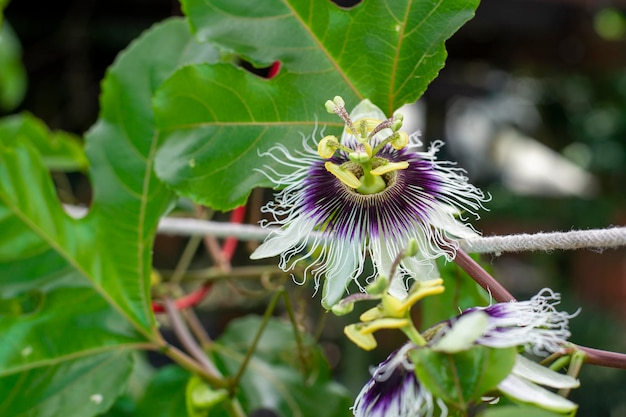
[366,276,389,295]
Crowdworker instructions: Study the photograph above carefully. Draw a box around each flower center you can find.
[318,96,410,195]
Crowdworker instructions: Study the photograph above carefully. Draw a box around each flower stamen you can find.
[370,161,409,176]
[324,161,362,189]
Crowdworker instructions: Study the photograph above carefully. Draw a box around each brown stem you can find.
[164,298,223,383]
[453,248,516,302]
[578,346,626,370]
[196,206,231,272]
[454,249,626,370]
[162,344,224,387]
[183,308,213,349]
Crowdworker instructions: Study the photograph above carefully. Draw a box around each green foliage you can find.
[134,365,190,417]
[0,350,134,417]
[411,345,517,413]
[210,316,353,417]
[0,17,218,414]
[0,21,27,111]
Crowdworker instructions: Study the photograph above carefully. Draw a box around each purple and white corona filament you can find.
[353,343,444,417]
[251,97,489,307]
[432,288,578,356]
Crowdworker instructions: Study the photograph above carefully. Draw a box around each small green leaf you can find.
[0,350,134,417]
[186,375,229,417]
[210,315,352,417]
[411,345,517,413]
[0,113,88,171]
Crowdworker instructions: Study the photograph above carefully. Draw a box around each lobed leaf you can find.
[154,0,479,210]
[0,17,218,415]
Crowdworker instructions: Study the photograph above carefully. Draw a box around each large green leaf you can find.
[411,346,517,413]
[0,350,134,417]
[154,0,479,210]
[183,0,479,114]
[210,315,352,417]
[0,17,218,413]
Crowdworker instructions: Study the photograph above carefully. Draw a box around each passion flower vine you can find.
[251,96,489,307]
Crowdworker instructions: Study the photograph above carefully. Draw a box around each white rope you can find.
[460,227,626,254]
[63,205,626,254]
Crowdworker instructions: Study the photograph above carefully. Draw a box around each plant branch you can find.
[578,346,626,370]
[162,344,224,387]
[163,298,223,384]
[454,249,626,370]
[231,290,282,390]
[453,248,516,302]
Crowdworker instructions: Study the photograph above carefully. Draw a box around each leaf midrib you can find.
[281,0,362,101]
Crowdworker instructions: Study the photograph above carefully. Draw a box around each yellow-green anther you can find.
[359,318,411,334]
[325,161,362,189]
[344,324,378,350]
[401,280,445,310]
[390,131,409,150]
[325,96,345,113]
[360,305,384,322]
[381,293,407,318]
[318,135,339,158]
[370,161,409,176]
[391,113,404,131]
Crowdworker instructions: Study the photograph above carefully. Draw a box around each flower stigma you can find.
[321,96,410,195]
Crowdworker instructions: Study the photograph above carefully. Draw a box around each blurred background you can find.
[2,0,626,415]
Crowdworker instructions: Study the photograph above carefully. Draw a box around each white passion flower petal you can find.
[320,237,361,308]
[511,355,580,390]
[431,311,490,354]
[498,372,578,413]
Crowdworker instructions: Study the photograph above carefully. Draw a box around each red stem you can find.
[221,206,245,260]
[453,248,516,302]
[152,283,213,313]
